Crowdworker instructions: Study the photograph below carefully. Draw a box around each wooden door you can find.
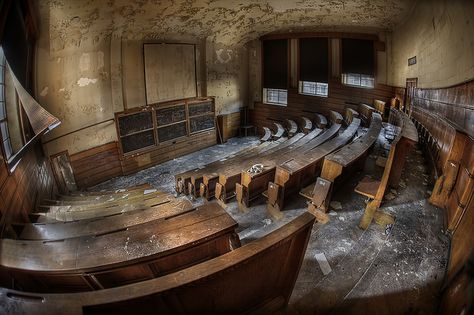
[404,78,418,115]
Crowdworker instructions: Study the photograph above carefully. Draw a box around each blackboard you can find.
[188,101,213,117]
[158,121,187,142]
[121,130,155,153]
[190,114,214,133]
[118,112,153,136]
[156,105,186,126]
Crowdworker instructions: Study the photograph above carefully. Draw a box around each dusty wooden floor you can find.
[92,126,448,315]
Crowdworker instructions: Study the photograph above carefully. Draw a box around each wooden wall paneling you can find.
[69,142,123,189]
[217,112,240,143]
[0,143,57,237]
[251,80,394,130]
[413,79,474,139]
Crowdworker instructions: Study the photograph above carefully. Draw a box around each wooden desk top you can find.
[279,118,361,174]
[326,113,382,167]
[19,198,193,240]
[1,203,237,273]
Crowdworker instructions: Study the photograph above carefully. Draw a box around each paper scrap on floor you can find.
[315,252,332,275]
[144,189,157,195]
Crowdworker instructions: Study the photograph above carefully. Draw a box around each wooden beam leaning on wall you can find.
[356,110,417,230]
[266,113,359,220]
[0,213,314,315]
[232,112,338,211]
[301,112,382,220]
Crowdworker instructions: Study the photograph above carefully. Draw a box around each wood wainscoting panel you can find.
[69,142,123,189]
[0,144,57,237]
[250,80,394,132]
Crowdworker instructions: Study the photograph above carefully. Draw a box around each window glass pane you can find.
[264,88,287,105]
[0,121,9,139]
[3,139,12,159]
[299,81,328,97]
[0,67,4,83]
[0,86,4,101]
[0,102,5,120]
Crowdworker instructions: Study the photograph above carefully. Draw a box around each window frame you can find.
[341,73,375,89]
[262,88,288,106]
[298,81,329,98]
[0,48,14,161]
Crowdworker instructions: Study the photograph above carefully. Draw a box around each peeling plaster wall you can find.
[389,0,474,88]
[34,0,415,157]
[207,40,249,115]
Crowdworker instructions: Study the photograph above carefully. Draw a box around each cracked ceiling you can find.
[43,0,415,48]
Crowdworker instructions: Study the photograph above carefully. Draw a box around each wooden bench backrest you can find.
[412,107,457,173]
[0,213,315,315]
[325,112,382,169]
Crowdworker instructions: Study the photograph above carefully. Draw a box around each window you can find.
[263,39,288,106]
[299,81,328,97]
[299,38,329,97]
[341,38,375,89]
[341,73,374,88]
[0,48,13,160]
[263,88,287,105]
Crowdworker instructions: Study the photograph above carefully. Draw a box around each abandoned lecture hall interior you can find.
[0,0,473,314]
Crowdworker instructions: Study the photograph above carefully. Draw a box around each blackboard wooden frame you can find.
[115,97,216,157]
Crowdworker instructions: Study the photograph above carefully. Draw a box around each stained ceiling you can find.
[44,0,415,47]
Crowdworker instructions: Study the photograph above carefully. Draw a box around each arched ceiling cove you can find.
[45,0,414,48]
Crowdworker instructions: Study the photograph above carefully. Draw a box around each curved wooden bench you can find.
[272,122,285,139]
[232,113,338,210]
[33,193,175,223]
[37,190,167,213]
[0,203,238,293]
[174,137,283,196]
[261,126,273,142]
[0,212,314,315]
[355,110,417,229]
[314,113,328,129]
[266,117,361,219]
[301,112,383,214]
[201,133,307,200]
[64,183,152,198]
[41,189,164,208]
[300,116,313,134]
[413,108,471,233]
[213,127,324,206]
[16,198,193,240]
[286,119,298,137]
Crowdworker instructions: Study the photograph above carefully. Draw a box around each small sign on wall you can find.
[408,56,417,66]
